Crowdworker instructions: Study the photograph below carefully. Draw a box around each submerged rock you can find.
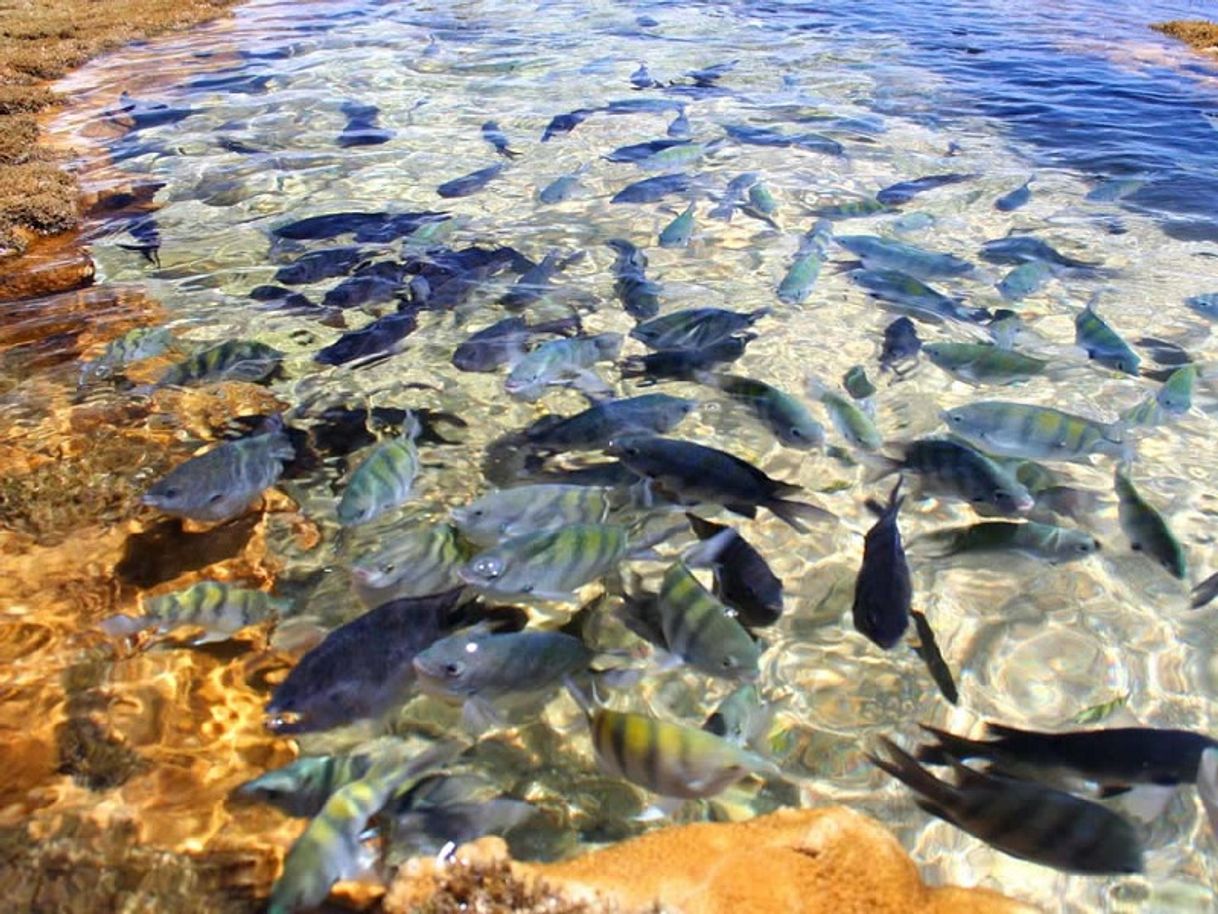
[384,807,1039,914]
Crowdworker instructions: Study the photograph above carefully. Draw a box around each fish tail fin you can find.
[864,476,904,519]
[563,675,599,719]
[860,450,903,484]
[766,497,835,533]
[915,724,991,766]
[869,737,958,810]
[747,307,773,324]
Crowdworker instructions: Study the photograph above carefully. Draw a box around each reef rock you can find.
[384,806,1041,914]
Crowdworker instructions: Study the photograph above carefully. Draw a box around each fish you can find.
[630,62,661,89]
[917,722,1218,791]
[480,120,521,158]
[922,342,1047,385]
[349,522,469,607]
[157,340,283,387]
[875,438,1034,516]
[941,401,1128,462]
[498,251,563,312]
[542,108,595,141]
[604,139,689,164]
[994,178,1032,212]
[387,796,537,855]
[100,580,289,643]
[1113,468,1187,579]
[842,365,877,400]
[910,610,957,705]
[267,742,463,914]
[707,172,759,220]
[611,172,693,204]
[525,394,696,452]
[687,60,737,85]
[607,240,662,320]
[265,588,466,734]
[437,162,505,198]
[336,433,419,526]
[746,181,778,217]
[619,335,754,383]
[575,688,780,799]
[806,376,882,450]
[879,316,921,373]
[451,314,579,372]
[639,141,716,171]
[537,167,586,204]
[656,561,761,680]
[1200,749,1218,841]
[631,307,768,351]
[315,310,417,366]
[702,683,774,751]
[79,326,174,385]
[723,123,843,155]
[979,235,1100,270]
[457,523,636,602]
[274,247,366,286]
[919,521,1100,563]
[1085,177,1144,203]
[142,418,294,523]
[1193,571,1218,609]
[272,211,448,242]
[996,261,1052,301]
[322,265,408,310]
[1072,693,1131,726]
[667,109,691,138]
[685,514,784,628]
[811,197,890,220]
[870,738,1143,875]
[607,435,832,532]
[701,373,824,449]
[875,173,976,207]
[852,479,911,650]
[1074,303,1141,375]
[233,753,376,818]
[837,236,974,281]
[776,220,833,305]
[451,484,615,548]
[659,202,696,248]
[504,332,623,401]
[851,270,988,323]
[337,100,392,147]
[1184,293,1218,320]
[604,97,685,115]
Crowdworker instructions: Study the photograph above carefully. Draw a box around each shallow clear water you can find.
[6,0,1218,909]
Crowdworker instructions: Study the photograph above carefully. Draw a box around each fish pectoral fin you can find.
[724,501,759,520]
[461,697,506,735]
[1097,784,1133,799]
[634,796,687,822]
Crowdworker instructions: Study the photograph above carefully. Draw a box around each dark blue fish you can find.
[911,610,957,705]
[687,60,737,86]
[667,109,691,138]
[315,310,418,366]
[110,92,196,130]
[607,239,661,320]
[604,97,684,115]
[620,334,755,383]
[880,316,921,373]
[542,108,595,142]
[980,235,1100,270]
[995,179,1033,212]
[216,136,264,155]
[724,123,843,155]
[604,138,689,164]
[265,589,467,734]
[189,72,272,94]
[272,211,448,242]
[437,162,505,198]
[406,245,529,311]
[337,100,393,147]
[852,479,910,650]
[876,173,976,207]
[451,314,580,372]
[498,249,564,311]
[481,121,521,159]
[871,739,1143,875]
[631,63,661,89]
[322,261,408,309]
[686,514,783,628]
[611,173,692,204]
[274,247,366,285]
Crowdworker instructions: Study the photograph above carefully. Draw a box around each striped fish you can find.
[100,580,289,643]
[337,435,418,526]
[79,325,174,385]
[233,753,375,818]
[157,339,283,387]
[878,438,1033,516]
[657,561,760,680]
[457,523,632,602]
[919,520,1100,564]
[1157,365,1196,415]
[870,738,1143,875]
[586,704,779,799]
[942,401,1129,462]
[504,333,622,401]
[1074,304,1140,375]
[267,741,463,914]
[350,522,468,607]
[922,342,1047,385]
[1114,468,1186,579]
[450,484,614,547]
[701,373,824,450]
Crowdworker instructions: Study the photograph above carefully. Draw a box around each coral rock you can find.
[385,808,1041,914]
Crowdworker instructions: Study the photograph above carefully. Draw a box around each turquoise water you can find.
[12,0,1218,909]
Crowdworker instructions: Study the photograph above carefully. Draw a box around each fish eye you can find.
[790,428,803,439]
[473,557,503,579]
[380,562,395,574]
[721,655,736,669]
[444,661,465,678]
[208,492,225,504]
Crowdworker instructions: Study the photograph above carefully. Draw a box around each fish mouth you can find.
[264,709,309,734]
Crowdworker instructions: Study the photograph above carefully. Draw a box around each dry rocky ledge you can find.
[382,807,1040,914]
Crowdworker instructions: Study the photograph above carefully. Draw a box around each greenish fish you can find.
[158,339,284,387]
[657,561,761,680]
[505,333,623,401]
[1113,468,1187,579]
[836,235,974,281]
[842,365,877,400]
[337,434,419,526]
[922,341,1047,385]
[537,165,587,204]
[1071,692,1130,726]
[811,197,890,220]
[659,201,696,248]
[806,376,881,450]
[700,372,824,449]
[1119,395,1164,429]
[776,220,832,305]
[233,753,376,818]
[921,520,1100,563]
[851,269,989,323]
[525,393,696,452]
[1157,365,1196,415]
[101,580,289,643]
[142,418,294,522]
[878,438,1034,516]
[997,261,1052,301]
[457,523,634,602]
[578,695,780,799]
[631,307,769,351]
[349,522,468,607]
[639,141,713,171]
[1074,304,1140,375]
[702,683,774,752]
[450,484,615,547]
[942,401,1128,462]
[746,181,777,216]
[79,325,174,385]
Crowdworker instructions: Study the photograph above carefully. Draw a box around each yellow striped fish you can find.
[337,434,419,526]
[450,484,614,547]
[942,401,1128,462]
[657,562,760,680]
[350,522,469,607]
[100,580,289,643]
